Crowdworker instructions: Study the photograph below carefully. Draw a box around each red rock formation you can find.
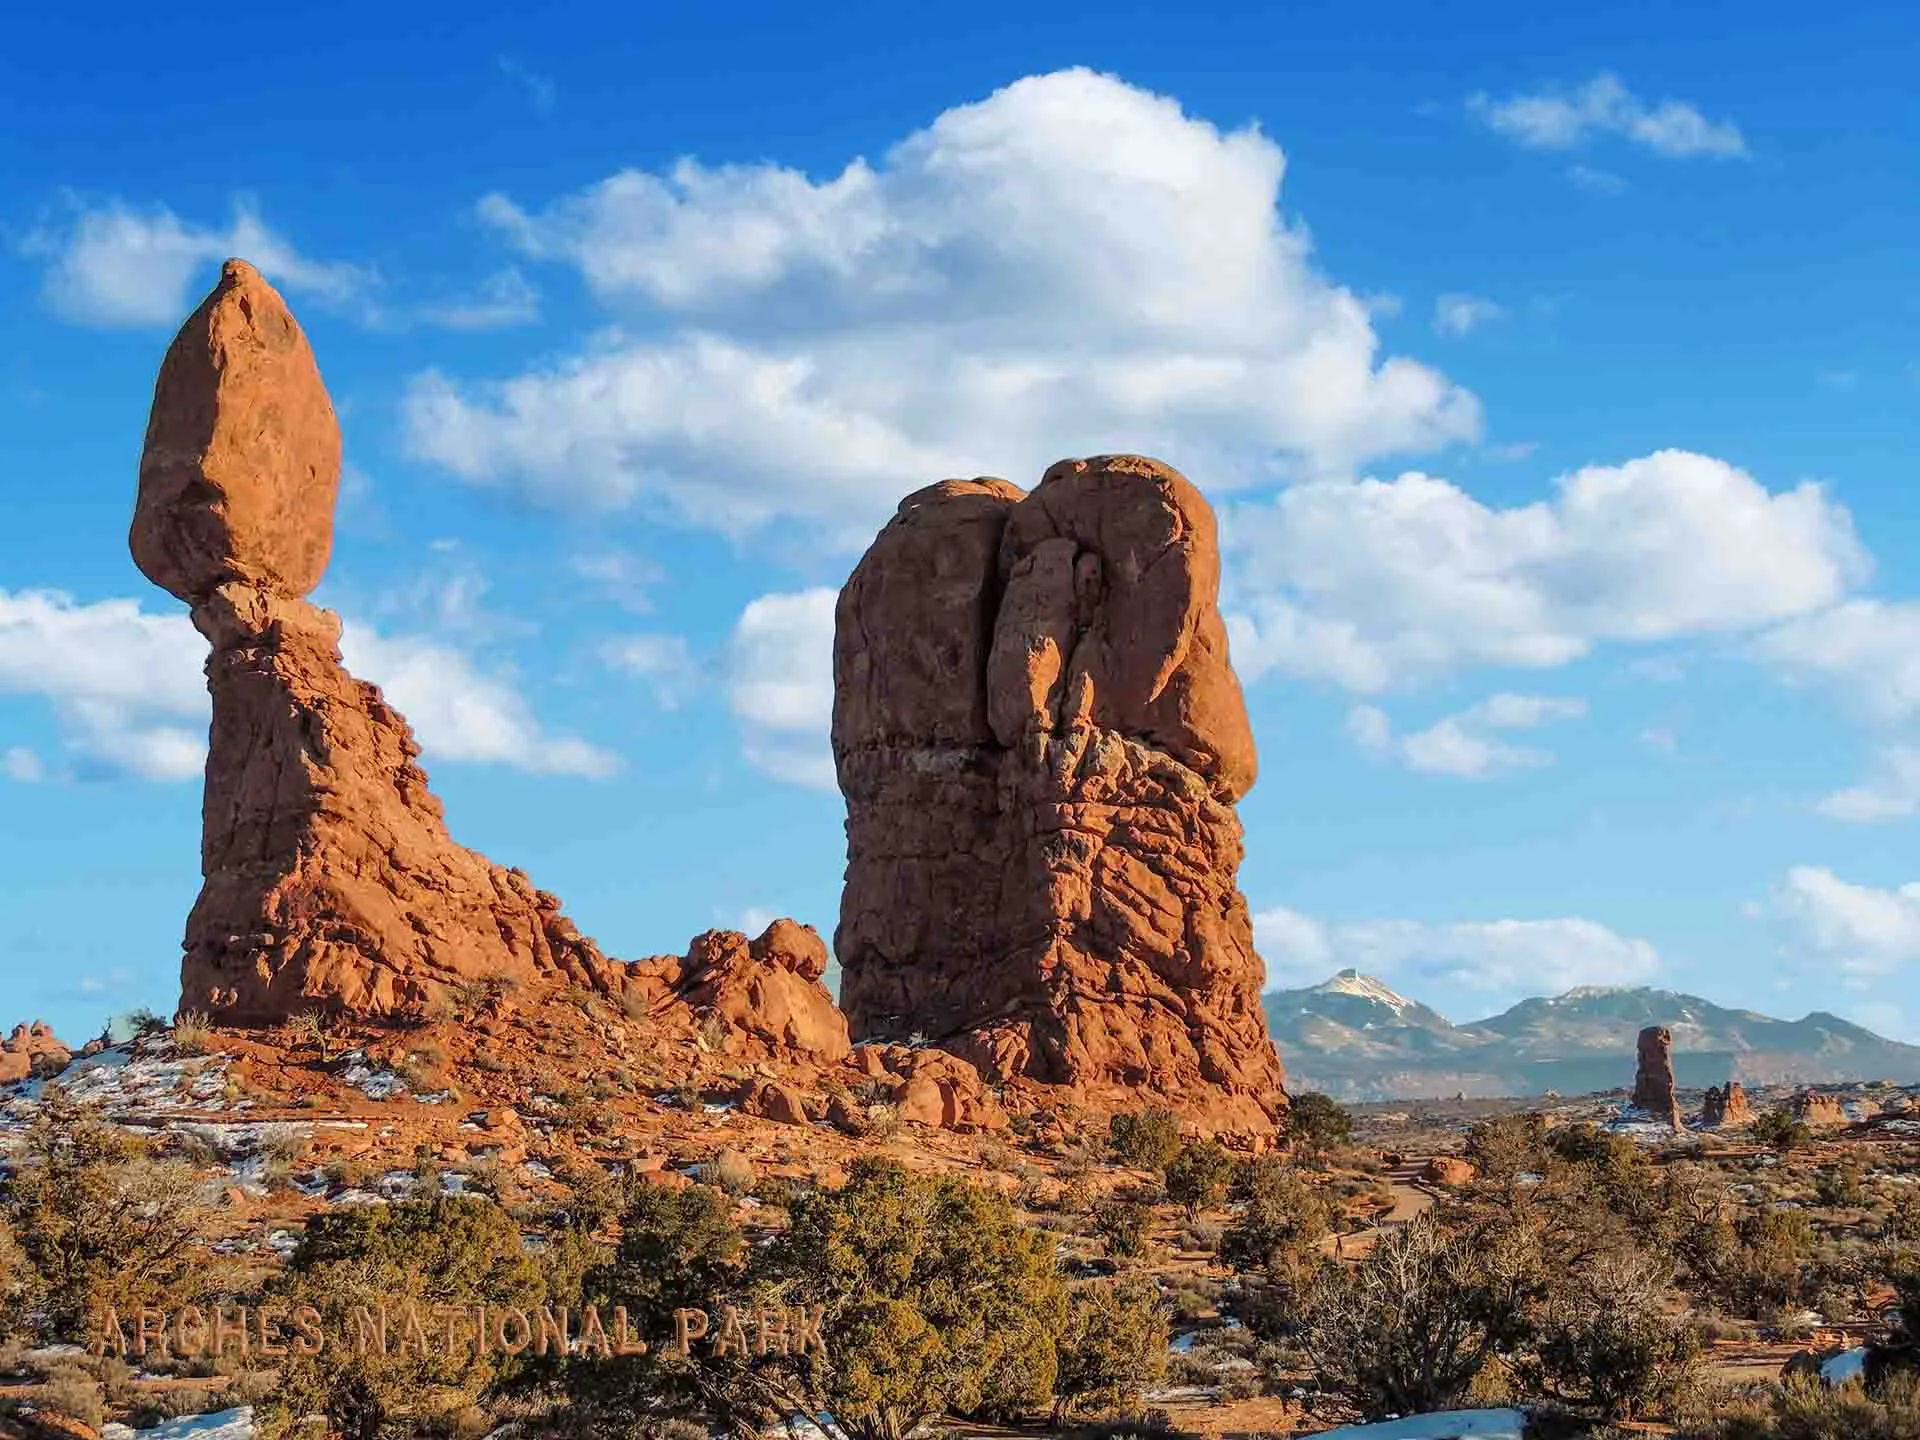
[1631,1025,1684,1129]
[1702,1080,1754,1127]
[674,921,851,1063]
[0,1021,70,1084]
[1791,1089,1850,1126]
[833,455,1287,1133]
[1422,1156,1474,1187]
[137,261,620,1024]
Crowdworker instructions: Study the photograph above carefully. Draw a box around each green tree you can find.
[1303,1212,1541,1421]
[1091,1197,1155,1261]
[263,1193,547,1440]
[1221,1159,1331,1282]
[763,1158,1070,1440]
[1107,1107,1182,1171]
[1752,1109,1813,1154]
[1287,1093,1355,1159]
[4,1090,218,1343]
[1163,1139,1235,1221]
[1052,1277,1169,1421]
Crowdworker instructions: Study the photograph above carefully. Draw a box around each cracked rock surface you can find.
[832,455,1288,1132]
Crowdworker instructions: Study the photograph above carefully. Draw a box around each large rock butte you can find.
[137,261,628,1023]
[1702,1079,1754,1127]
[832,455,1287,1132]
[1631,1024,1684,1129]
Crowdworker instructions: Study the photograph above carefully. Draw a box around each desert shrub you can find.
[556,1181,784,1434]
[763,1157,1070,1438]
[700,1149,757,1197]
[1529,1242,1700,1420]
[1163,1139,1234,1220]
[1888,1191,1920,1245]
[1815,1161,1867,1209]
[36,1364,106,1428]
[1181,1218,1224,1254]
[1220,1159,1330,1283]
[262,1192,547,1440]
[0,1218,38,1345]
[1753,1109,1813,1153]
[3,1090,219,1344]
[1052,1277,1170,1420]
[1726,1209,1818,1315]
[1092,1198,1156,1261]
[1107,1108,1182,1171]
[1303,1211,1539,1421]
[170,1009,213,1055]
[1466,1113,1548,1191]
[1286,1092,1355,1159]
[1684,1371,1920,1439]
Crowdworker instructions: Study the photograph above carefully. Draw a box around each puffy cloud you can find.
[1468,73,1748,159]
[337,626,618,778]
[1254,905,1661,999]
[1433,293,1504,337]
[725,588,838,789]
[3,747,46,783]
[0,587,611,781]
[1770,866,1920,979]
[1754,600,1920,728]
[0,589,208,780]
[599,633,700,710]
[1816,746,1920,823]
[406,68,1481,541]
[1349,692,1586,778]
[1225,450,1866,692]
[27,197,370,328]
[413,268,542,331]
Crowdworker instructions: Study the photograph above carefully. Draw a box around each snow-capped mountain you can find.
[1262,974,1920,1100]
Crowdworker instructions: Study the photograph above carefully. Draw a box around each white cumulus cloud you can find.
[726,588,838,789]
[1770,866,1920,979]
[1254,905,1661,1001]
[1349,692,1586,778]
[27,196,371,328]
[405,67,1481,542]
[1468,73,1748,159]
[0,587,611,781]
[1815,746,1920,823]
[1225,450,1866,693]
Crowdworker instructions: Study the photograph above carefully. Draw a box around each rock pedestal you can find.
[1630,1025,1685,1129]
[832,455,1287,1132]
[1702,1080,1753,1127]
[136,261,618,1023]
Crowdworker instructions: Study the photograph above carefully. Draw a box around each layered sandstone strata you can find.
[137,261,617,1023]
[832,455,1287,1131]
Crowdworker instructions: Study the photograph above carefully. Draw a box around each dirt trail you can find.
[1322,1159,1438,1260]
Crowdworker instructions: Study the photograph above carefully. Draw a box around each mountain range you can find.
[1263,970,1920,1100]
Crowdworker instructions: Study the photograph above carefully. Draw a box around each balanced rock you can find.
[0,1020,70,1084]
[137,262,619,1023]
[833,455,1286,1132]
[1631,1024,1684,1129]
[1702,1080,1754,1127]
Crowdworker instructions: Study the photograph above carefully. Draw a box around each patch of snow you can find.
[702,1101,736,1114]
[1315,1409,1528,1439]
[1820,1347,1868,1386]
[330,1188,384,1206]
[102,1405,255,1439]
[414,1089,452,1105]
[1316,970,1416,1012]
[339,1061,406,1101]
[523,1159,554,1180]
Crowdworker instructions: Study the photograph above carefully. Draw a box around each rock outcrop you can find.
[674,921,851,1063]
[138,261,621,1024]
[0,1021,70,1084]
[1422,1156,1475,1187]
[1791,1089,1850,1127]
[1631,1025,1684,1129]
[1702,1080,1754,1127]
[832,455,1286,1132]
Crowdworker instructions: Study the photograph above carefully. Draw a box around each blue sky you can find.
[3,0,1917,1050]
